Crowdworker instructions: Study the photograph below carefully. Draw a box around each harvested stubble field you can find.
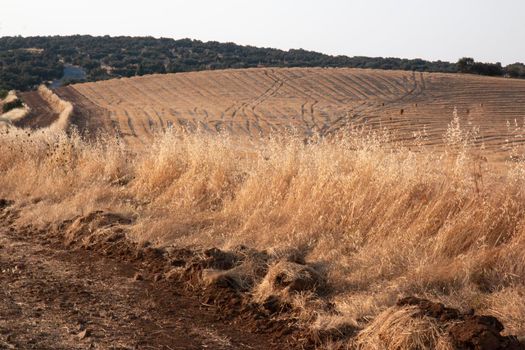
[2,68,525,349]
[44,67,525,158]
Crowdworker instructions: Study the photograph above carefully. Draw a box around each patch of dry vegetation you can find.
[1,118,525,348]
[0,90,30,125]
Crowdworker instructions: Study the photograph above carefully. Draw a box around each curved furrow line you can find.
[364,73,408,100]
[302,72,348,103]
[313,72,363,102]
[328,71,382,100]
[368,71,408,96]
[347,72,395,99]
[335,73,379,100]
[153,110,166,132]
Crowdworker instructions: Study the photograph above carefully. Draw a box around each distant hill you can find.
[0,35,523,92]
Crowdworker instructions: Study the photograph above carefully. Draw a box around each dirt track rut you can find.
[15,91,59,129]
[0,214,278,349]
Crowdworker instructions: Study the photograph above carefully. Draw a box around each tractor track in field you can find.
[15,91,59,129]
[16,67,525,156]
[55,86,118,138]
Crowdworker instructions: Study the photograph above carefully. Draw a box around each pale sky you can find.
[1,0,524,64]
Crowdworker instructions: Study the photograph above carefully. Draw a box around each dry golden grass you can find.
[1,112,525,348]
[354,306,455,350]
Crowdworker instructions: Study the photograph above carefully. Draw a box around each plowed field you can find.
[48,68,525,153]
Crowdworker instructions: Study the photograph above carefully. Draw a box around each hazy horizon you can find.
[1,0,524,65]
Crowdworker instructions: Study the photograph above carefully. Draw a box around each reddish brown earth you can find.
[0,203,288,350]
[15,91,59,129]
[55,86,119,138]
[397,297,524,350]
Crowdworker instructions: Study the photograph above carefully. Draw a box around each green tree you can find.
[505,63,525,78]
[457,57,475,73]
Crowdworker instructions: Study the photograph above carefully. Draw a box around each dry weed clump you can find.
[1,113,525,348]
[354,306,455,350]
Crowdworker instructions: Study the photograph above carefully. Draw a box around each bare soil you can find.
[0,204,288,350]
[55,86,118,138]
[398,297,524,350]
[16,91,59,129]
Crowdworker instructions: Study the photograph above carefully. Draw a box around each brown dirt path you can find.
[15,91,59,129]
[55,86,118,138]
[0,209,280,349]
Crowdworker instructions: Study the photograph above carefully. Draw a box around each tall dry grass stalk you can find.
[1,116,524,348]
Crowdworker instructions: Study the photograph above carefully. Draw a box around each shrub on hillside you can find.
[457,57,504,76]
[505,63,525,78]
[2,98,24,113]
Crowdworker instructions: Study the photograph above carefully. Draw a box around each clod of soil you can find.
[204,247,240,270]
[62,210,133,247]
[449,316,523,350]
[0,199,13,209]
[397,296,461,321]
[271,261,325,293]
[398,296,525,350]
[261,295,292,315]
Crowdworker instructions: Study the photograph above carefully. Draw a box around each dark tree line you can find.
[501,63,525,78]
[457,57,525,78]
[457,57,502,76]
[0,46,63,91]
[0,35,523,92]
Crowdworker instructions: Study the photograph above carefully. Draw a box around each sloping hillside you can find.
[13,67,525,155]
[33,67,525,156]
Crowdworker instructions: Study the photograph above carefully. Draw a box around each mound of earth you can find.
[398,296,524,350]
[52,210,328,347]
